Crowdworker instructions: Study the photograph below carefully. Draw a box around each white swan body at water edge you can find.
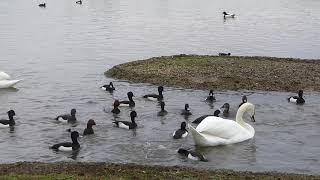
[0,72,21,88]
[188,102,255,147]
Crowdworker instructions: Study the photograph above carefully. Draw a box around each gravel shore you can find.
[0,162,318,179]
[106,55,320,92]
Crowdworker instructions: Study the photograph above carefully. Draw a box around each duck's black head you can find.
[221,103,230,109]
[209,90,214,96]
[177,148,189,156]
[87,119,96,127]
[160,101,165,110]
[71,131,79,141]
[113,100,120,107]
[214,110,221,117]
[158,86,164,93]
[109,82,113,86]
[127,91,134,98]
[130,111,137,118]
[222,12,228,15]
[298,90,303,98]
[242,95,247,103]
[180,122,187,130]
[227,53,231,56]
[184,104,189,111]
[7,110,16,117]
[71,109,76,116]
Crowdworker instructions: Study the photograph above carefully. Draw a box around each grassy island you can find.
[106,55,320,92]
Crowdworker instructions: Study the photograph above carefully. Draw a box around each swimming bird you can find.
[143,86,164,101]
[119,91,135,107]
[0,110,16,128]
[111,100,121,114]
[0,72,10,80]
[101,82,115,92]
[113,111,137,129]
[238,95,247,108]
[188,102,255,147]
[222,11,235,18]
[157,101,168,116]
[221,103,230,117]
[192,110,220,124]
[83,119,96,135]
[177,148,208,162]
[76,0,82,4]
[218,53,231,56]
[55,109,77,123]
[38,3,46,7]
[288,90,305,104]
[173,122,188,139]
[181,104,192,116]
[51,131,80,151]
[206,90,216,102]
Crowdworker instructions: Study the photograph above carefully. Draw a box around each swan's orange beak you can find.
[251,115,255,122]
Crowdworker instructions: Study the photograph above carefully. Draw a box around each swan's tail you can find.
[188,124,209,146]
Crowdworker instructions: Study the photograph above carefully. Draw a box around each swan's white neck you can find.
[235,103,254,130]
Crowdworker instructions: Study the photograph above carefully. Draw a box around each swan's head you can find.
[239,102,255,122]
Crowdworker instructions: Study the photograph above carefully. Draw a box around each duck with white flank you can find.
[205,90,216,102]
[157,101,168,116]
[181,104,192,116]
[119,91,135,107]
[51,131,80,151]
[222,11,235,18]
[143,86,164,101]
[177,148,208,162]
[188,102,255,147]
[0,110,16,128]
[192,110,220,124]
[76,0,82,4]
[239,95,247,108]
[288,90,305,104]
[83,119,96,136]
[113,111,137,129]
[101,82,115,92]
[55,109,77,123]
[221,103,230,117]
[218,53,231,56]
[111,100,121,114]
[173,122,188,139]
[38,3,46,7]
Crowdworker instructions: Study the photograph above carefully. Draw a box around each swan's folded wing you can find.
[195,116,244,139]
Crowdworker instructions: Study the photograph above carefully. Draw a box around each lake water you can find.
[0,0,320,175]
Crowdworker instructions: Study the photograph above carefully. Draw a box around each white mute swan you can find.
[0,72,11,80]
[188,102,255,147]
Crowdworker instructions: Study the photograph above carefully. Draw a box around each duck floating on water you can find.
[143,86,164,101]
[119,91,135,107]
[206,90,216,102]
[51,131,80,151]
[181,104,192,116]
[223,11,235,18]
[101,82,115,92]
[188,102,255,147]
[111,100,121,114]
[192,110,220,124]
[55,109,77,123]
[76,0,82,4]
[157,101,168,116]
[0,110,16,128]
[173,122,188,139]
[177,148,208,162]
[83,119,96,135]
[38,3,46,7]
[288,90,305,105]
[220,103,230,117]
[113,111,137,129]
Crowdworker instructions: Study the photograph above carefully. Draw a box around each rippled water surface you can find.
[0,0,320,175]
